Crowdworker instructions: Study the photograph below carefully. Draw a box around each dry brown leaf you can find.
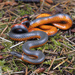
[0,0,2,3]
[0,44,5,50]
[45,0,53,3]
[33,68,45,73]
[0,55,3,59]
[4,1,18,6]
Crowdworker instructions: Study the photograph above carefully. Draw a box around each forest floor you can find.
[0,0,75,75]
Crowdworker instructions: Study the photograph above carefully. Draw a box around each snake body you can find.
[9,29,48,64]
[9,13,72,64]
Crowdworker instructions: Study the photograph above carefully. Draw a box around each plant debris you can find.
[0,55,3,59]
[33,67,45,74]
[0,44,5,50]
[71,28,75,33]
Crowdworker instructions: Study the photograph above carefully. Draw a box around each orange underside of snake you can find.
[28,13,72,36]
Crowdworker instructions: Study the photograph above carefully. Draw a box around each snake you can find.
[9,13,72,64]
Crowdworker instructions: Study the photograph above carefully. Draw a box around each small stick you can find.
[61,35,75,45]
[10,41,24,49]
[40,0,45,11]
[71,38,75,42]
[0,25,8,36]
[53,48,57,52]
[63,67,75,69]
[44,71,55,75]
[60,43,74,50]
[0,17,10,21]
[45,56,66,61]
[0,6,10,10]
[3,71,25,75]
[53,58,68,70]
[64,56,74,69]
[50,3,60,9]
[45,56,53,59]
[0,22,13,26]
[66,60,72,64]
[44,50,58,55]
[55,57,66,61]
[7,10,20,18]
[63,50,75,55]
[48,56,56,71]
[64,70,73,74]
[42,47,45,53]
[13,17,19,23]
[0,66,2,75]
[62,0,70,4]
[21,63,28,75]
[0,37,12,43]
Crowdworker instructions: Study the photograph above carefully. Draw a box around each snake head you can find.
[20,15,30,21]
[21,19,30,28]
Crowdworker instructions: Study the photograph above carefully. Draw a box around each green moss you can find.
[2,42,12,53]
[0,10,5,17]
[18,6,33,16]
[0,60,5,66]
[52,32,62,39]
[73,65,75,68]
[69,69,73,73]
[43,60,51,65]
[63,40,75,49]
[12,59,18,71]
[58,67,63,73]
[2,66,11,72]
[50,9,53,12]
[54,61,61,64]
[0,13,3,17]
[11,16,17,20]
[51,38,61,46]
[49,44,55,50]
[63,62,68,67]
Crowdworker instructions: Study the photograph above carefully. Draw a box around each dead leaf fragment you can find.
[0,0,2,3]
[40,0,51,7]
[4,1,18,6]
[45,0,53,3]
[71,28,75,33]
[33,68,45,73]
[0,55,3,59]
[0,44,5,50]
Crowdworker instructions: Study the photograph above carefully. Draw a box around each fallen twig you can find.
[63,50,75,55]
[63,67,75,69]
[7,10,20,18]
[61,35,75,45]
[50,3,60,10]
[44,50,58,55]
[53,58,68,70]
[0,37,12,43]
[60,42,74,50]
[10,41,24,49]
[0,25,8,36]
[48,56,56,71]
[0,22,13,26]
